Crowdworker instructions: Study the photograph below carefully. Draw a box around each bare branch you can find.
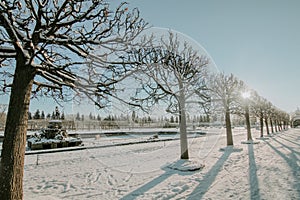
[0,0,149,107]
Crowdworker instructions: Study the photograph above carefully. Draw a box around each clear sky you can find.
[126,0,300,113]
[2,0,298,116]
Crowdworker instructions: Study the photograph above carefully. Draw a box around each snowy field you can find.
[18,128,300,199]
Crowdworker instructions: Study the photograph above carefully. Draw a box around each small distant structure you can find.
[27,120,82,150]
[51,106,61,120]
[148,133,159,140]
[291,108,300,128]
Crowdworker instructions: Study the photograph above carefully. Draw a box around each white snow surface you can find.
[22,128,300,199]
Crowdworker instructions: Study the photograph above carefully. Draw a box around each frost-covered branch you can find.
[0,0,149,107]
[124,32,210,114]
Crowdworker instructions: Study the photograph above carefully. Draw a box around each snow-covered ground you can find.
[19,127,300,199]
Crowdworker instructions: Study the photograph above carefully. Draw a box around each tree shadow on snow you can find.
[275,134,300,148]
[247,144,261,200]
[120,159,203,200]
[186,146,242,200]
[265,136,300,199]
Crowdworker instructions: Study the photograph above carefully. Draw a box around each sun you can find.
[241,91,251,99]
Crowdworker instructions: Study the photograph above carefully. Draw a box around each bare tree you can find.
[0,0,147,198]
[240,90,253,141]
[263,102,273,135]
[209,73,244,146]
[251,91,267,137]
[269,106,277,133]
[126,32,210,159]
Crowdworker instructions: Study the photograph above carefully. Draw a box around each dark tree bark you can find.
[274,119,278,132]
[270,119,274,133]
[0,61,35,199]
[260,114,264,137]
[225,108,233,145]
[265,117,270,135]
[244,104,252,141]
[0,1,147,198]
[278,120,283,131]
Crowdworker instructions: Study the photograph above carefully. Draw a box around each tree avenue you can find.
[0,0,147,199]
[0,0,292,199]
[209,72,290,146]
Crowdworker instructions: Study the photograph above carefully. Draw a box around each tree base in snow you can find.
[167,159,205,172]
[256,137,270,140]
[241,140,260,144]
[219,146,243,152]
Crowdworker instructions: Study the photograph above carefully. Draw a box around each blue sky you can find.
[3,0,298,116]
[126,0,300,113]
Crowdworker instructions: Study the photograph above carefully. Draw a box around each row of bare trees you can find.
[209,72,290,146]
[250,91,289,136]
[0,0,289,199]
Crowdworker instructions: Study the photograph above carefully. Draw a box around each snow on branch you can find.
[0,0,149,108]
[122,31,210,113]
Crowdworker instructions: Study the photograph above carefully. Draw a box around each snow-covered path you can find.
[23,128,300,199]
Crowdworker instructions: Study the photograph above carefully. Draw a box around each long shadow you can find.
[279,130,299,140]
[276,134,300,148]
[265,140,300,198]
[120,171,172,200]
[270,137,300,156]
[282,134,299,141]
[120,160,197,200]
[248,144,261,200]
[187,147,240,200]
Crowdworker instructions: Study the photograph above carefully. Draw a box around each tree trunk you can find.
[260,114,264,137]
[274,119,278,132]
[0,61,35,200]
[284,121,287,130]
[265,117,270,135]
[178,82,188,159]
[225,107,233,146]
[278,121,282,131]
[270,119,274,133]
[244,105,252,141]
